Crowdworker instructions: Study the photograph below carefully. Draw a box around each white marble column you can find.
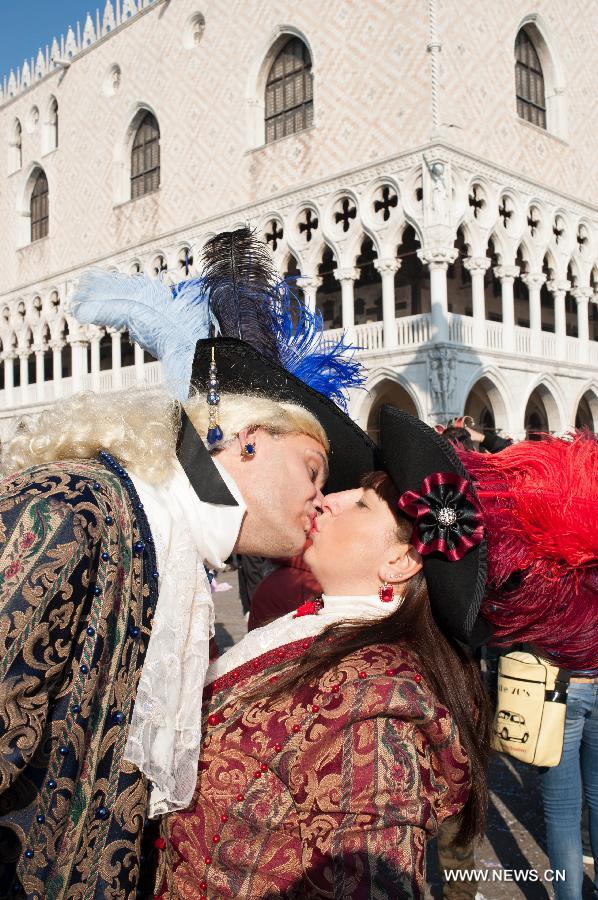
[110,330,122,389]
[19,352,29,404]
[521,272,546,356]
[547,279,570,359]
[70,340,87,392]
[90,332,101,391]
[50,342,63,399]
[34,345,45,401]
[134,342,145,384]
[463,257,491,347]
[334,267,358,341]
[296,276,322,315]
[572,287,592,364]
[417,249,457,343]
[3,354,14,407]
[374,258,400,349]
[493,265,519,353]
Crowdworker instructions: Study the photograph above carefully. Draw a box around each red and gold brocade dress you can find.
[155,627,471,899]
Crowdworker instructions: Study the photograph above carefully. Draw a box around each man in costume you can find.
[0,230,378,899]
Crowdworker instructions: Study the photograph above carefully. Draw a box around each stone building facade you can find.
[0,0,596,441]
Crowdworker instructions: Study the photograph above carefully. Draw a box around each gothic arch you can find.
[523,376,566,436]
[113,102,161,204]
[247,26,316,149]
[573,383,598,431]
[462,368,512,434]
[353,369,423,436]
[17,163,48,247]
[515,14,567,138]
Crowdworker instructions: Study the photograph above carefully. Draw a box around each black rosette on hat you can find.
[380,405,490,646]
[399,472,484,561]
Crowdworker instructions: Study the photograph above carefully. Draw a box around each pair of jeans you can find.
[539,682,598,899]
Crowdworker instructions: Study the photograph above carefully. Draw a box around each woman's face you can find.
[303,487,409,594]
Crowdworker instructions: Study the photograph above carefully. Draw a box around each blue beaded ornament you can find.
[206,346,223,446]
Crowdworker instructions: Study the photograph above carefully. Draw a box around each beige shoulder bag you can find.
[491,651,571,767]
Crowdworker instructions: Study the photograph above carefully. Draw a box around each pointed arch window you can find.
[131,112,160,199]
[265,37,313,144]
[30,170,49,241]
[515,29,546,128]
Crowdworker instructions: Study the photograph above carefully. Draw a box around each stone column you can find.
[3,354,14,407]
[334,268,358,341]
[572,287,592,364]
[70,339,87,392]
[34,345,45,401]
[417,248,457,343]
[547,279,570,359]
[521,272,546,356]
[463,257,491,347]
[493,265,519,353]
[19,352,29,404]
[134,342,145,384]
[90,331,101,391]
[110,329,122,389]
[374,258,400,349]
[296,276,322,315]
[50,342,63,399]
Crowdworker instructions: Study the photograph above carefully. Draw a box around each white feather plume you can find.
[71,270,213,400]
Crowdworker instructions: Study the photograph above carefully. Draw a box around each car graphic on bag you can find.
[495,709,529,743]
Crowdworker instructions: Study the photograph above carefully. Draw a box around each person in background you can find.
[247,553,322,630]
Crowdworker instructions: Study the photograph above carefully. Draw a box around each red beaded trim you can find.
[208,638,314,697]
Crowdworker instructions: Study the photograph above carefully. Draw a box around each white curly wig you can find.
[1,389,329,483]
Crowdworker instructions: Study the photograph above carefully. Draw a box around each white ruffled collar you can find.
[207,592,401,685]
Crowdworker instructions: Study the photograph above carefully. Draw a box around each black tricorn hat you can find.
[190,337,381,493]
[379,405,491,646]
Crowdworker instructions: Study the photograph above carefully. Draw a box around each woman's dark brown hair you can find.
[249,471,491,845]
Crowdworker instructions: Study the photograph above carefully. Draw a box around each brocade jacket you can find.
[159,640,471,899]
[0,460,158,900]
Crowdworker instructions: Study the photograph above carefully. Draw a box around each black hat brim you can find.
[379,405,491,645]
[191,338,381,492]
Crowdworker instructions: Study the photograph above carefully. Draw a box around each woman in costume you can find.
[459,433,598,900]
[155,408,492,899]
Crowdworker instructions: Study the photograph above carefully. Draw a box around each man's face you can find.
[234,431,328,557]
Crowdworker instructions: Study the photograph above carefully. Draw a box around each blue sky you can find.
[0,1,91,80]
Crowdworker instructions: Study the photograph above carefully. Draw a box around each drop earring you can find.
[206,346,223,446]
[379,582,395,603]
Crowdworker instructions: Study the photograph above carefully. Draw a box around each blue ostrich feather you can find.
[71,269,214,401]
[272,280,365,411]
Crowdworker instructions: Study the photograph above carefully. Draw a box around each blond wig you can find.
[1,389,328,482]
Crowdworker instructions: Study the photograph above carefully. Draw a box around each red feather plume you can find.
[459,432,598,670]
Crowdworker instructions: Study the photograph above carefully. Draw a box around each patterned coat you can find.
[160,639,471,899]
[0,460,157,900]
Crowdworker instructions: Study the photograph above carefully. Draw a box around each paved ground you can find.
[212,571,595,900]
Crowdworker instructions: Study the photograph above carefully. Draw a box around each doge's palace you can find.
[0,0,597,441]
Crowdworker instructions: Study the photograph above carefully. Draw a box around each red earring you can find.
[379,582,394,603]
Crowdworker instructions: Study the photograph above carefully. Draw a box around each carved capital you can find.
[493,265,520,282]
[462,256,491,275]
[334,267,359,283]
[547,279,571,296]
[417,247,458,268]
[296,276,323,291]
[520,272,546,289]
[571,287,593,304]
[374,258,401,276]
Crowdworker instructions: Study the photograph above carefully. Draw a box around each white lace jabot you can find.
[206,592,402,685]
[125,459,246,818]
